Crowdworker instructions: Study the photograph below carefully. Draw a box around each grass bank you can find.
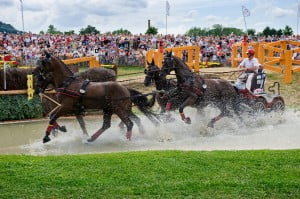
[1,150,299,198]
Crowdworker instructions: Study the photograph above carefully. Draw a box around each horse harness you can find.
[178,75,207,99]
[56,76,91,115]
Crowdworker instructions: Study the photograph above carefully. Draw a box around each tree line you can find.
[185,24,294,37]
[0,21,295,36]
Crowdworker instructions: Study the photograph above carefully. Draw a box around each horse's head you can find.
[144,59,161,86]
[33,52,55,94]
[160,51,175,78]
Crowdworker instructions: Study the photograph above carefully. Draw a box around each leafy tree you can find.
[46,24,62,34]
[145,26,158,35]
[277,29,283,37]
[186,27,208,36]
[283,25,293,36]
[222,27,243,36]
[0,21,21,33]
[262,26,271,36]
[79,25,100,35]
[64,30,75,35]
[247,29,256,36]
[112,28,131,35]
[211,24,223,36]
[186,25,243,36]
[39,30,45,34]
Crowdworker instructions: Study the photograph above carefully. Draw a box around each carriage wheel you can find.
[252,98,267,114]
[271,98,285,113]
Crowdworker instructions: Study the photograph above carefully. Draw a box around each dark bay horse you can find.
[35,61,159,137]
[160,51,239,127]
[144,60,184,114]
[34,52,157,143]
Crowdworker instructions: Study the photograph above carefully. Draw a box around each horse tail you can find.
[127,88,160,125]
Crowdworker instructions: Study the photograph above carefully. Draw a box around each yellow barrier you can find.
[27,74,34,100]
[146,46,200,72]
[231,40,300,84]
[62,56,100,68]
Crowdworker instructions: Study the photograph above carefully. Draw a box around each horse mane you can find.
[52,56,74,76]
[172,56,192,73]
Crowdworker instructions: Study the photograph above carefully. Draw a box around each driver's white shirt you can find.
[239,57,259,72]
[237,57,260,90]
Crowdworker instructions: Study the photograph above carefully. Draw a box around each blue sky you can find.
[0,0,298,34]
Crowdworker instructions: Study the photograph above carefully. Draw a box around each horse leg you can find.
[179,97,197,124]
[76,115,88,136]
[129,111,145,134]
[116,111,134,140]
[43,114,60,143]
[87,110,112,142]
[207,105,229,128]
[118,121,126,130]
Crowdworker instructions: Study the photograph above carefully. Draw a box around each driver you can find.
[237,49,260,90]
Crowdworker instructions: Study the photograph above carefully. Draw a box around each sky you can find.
[0,0,299,35]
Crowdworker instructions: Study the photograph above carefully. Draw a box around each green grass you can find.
[1,150,299,198]
[266,72,300,108]
[117,65,145,79]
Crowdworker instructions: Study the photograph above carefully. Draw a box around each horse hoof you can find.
[87,137,94,142]
[207,122,214,128]
[184,117,191,124]
[126,132,132,140]
[43,136,51,143]
[58,125,67,132]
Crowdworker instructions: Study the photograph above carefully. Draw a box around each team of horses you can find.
[4,50,251,143]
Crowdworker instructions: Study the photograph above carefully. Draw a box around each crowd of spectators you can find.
[0,32,299,67]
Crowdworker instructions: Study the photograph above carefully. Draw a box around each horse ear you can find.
[44,51,51,58]
[151,59,155,65]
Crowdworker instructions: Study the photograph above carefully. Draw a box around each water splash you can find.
[0,107,299,155]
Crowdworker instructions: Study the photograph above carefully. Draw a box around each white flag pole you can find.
[166,1,170,35]
[242,6,248,35]
[297,3,299,36]
[20,0,25,32]
[166,6,167,35]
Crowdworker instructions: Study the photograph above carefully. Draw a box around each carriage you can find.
[232,69,285,114]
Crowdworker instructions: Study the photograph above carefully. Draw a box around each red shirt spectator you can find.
[4,54,12,61]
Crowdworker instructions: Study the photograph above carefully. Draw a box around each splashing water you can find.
[0,107,299,155]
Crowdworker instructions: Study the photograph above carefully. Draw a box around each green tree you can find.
[222,27,243,36]
[283,25,293,36]
[0,21,21,33]
[211,24,223,36]
[112,28,131,35]
[46,24,62,34]
[262,26,271,36]
[277,29,283,37]
[247,29,256,36]
[39,30,45,34]
[145,26,158,35]
[64,30,75,35]
[186,27,209,36]
[79,25,100,35]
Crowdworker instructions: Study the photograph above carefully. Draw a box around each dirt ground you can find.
[123,67,300,108]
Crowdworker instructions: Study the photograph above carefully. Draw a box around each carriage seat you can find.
[234,69,266,94]
[250,69,266,94]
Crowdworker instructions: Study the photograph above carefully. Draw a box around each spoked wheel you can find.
[252,98,267,114]
[271,98,285,113]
